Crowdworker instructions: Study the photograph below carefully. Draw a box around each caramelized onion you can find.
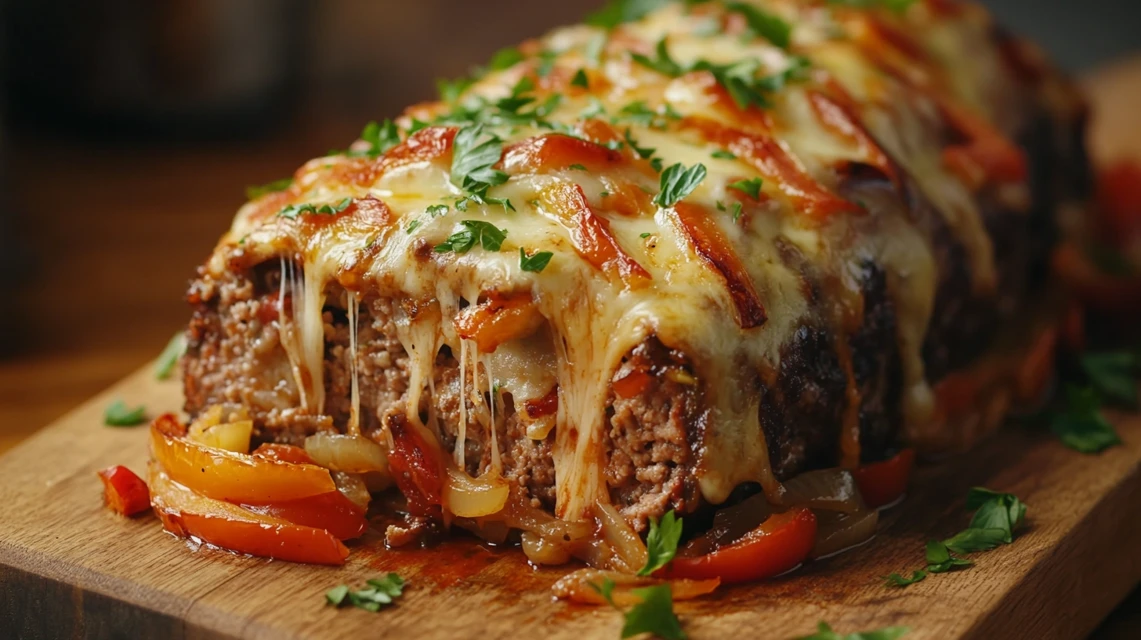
[778,468,864,513]
[810,507,879,559]
[443,467,510,518]
[596,501,648,573]
[521,531,572,565]
[304,433,389,475]
[681,492,770,557]
[501,493,593,541]
[332,471,371,509]
[552,569,719,605]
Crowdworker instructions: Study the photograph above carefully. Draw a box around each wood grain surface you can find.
[2,363,1140,640]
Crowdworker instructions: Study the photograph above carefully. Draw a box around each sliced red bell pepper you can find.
[97,465,151,517]
[251,442,316,465]
[852,449,915,509]
[661,507,817,584]
[241,491,367,541]
[149,464,348,565]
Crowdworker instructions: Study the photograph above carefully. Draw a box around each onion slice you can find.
[442,467,510,518]
[778,468,864,513]
[596,501,648,573]
[810,507,879,559]
[304,432,389,475]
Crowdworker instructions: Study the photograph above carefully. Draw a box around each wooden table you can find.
[2,57,1140,638]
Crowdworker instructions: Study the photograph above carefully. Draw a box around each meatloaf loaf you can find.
[182,0,1089,530]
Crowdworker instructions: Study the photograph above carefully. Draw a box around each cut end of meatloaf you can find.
[184,263,709,530]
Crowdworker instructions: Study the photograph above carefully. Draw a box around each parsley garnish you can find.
[351,119,401,157]
[1080,351,1139,408]
[427,204,450,216]
[326,573,406,612]
[245,177,292,200]
[585,32,608,65]
[590,578,686,640]
[437,76,474,104]
[654,162,707,207]
[537,50,558,78]
[520,248,554,272]
[450,124,511,207]
[1050,386,1123,453]
[711,150,737,160]
[797,621,909,640]
[278,197,353,219]
[728,177,763,200]
[155,332,186,380]
[571,68,590,89]
[632,38,684,76]
[406,220,422,233]
[615,100,679,129]
[104,400,146,427]
[434,220,507,254]
[640,232,652,238]
[886,487,1024,587]
[725,2,792,49]
[587,0,672,29]
[568,164,588,171]
[488,47,525,71]
[638,510,682,576]
[828,0,918,14]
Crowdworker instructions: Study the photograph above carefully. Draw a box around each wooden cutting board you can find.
[4,59,1141,640]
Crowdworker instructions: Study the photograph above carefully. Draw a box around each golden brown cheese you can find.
[208,0,1049,519]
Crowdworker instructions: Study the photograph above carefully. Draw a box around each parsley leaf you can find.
[426,204,449,216]
[828,0,918,14]
[104,399,146,427]
[278,197,353,219]
[587,0,672,29]
[1080,351,1139,408]
[728,177,763,200]
[437,76,474,104]
[711,149,737,160]
[585,32,608,65]
[942,527,1009,554]
[351,119,401,157]
[435,220,507,254]
[924,540,973,573]
[615,100,679,129]
[725,2,792,49]
[154,332,186,380]
[621,585,686,640]
[632,38,684,76]
[520,248,554,273]
[245,177,292,200]
[450,124,510,204]
[488,47,525,71]
[798,621,910,640]
[326,573,406,612]
[571,68,590,88]
[638,510,682,576]
[964,487,1026,543]
[884,570,926,587]
[1050,386,1122,453]
[654,162,708,207]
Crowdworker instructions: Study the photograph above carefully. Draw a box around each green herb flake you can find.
[638,510,682,576]
[351,119,402,158]
[924,540,973,573]
[640,232,652,238]
[728,177,763,200]
[711,149,737,160]
[571,68,590,89]
[520,248,554,273]
[725,2,793,49]
[585,32,608,65]
[154,332,186,380]
[654,162,708,207]
[568,163,588,171]
[427,204,449,216]
[797,621,910,640]
[537,50,558,78]
[631,37,684,77]
[326,573,406,613]
[1080,351,1139,408]
[245,177,293,200]
[104,399,146,427]
[278,197,353,219]
[450,124,510,204]
[587,0,673,30]
[884,570,926,587]
[434,220,508,254]
[488,47,525,71]
[1050,386,1123,454]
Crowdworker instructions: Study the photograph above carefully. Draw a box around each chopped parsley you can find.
[725,2,792,49]
[104,400,146,427]
[638,510,682,576]
[728,177,763,200]
[571,68,590,89]
[406,220,422,233]
[351,119,401,157]
[587,0,673,29]
[1079,350,1139,408]
[278,197,353,219]
[450,124,511,208]
[614,100,679,130]
[828,0,918,14]
[326,573,406,612]
[488,47,525,71]
[1049,386,1123,454]
[434,220,507,254]
[154,332,186,380]
[568,163,588,171]
[623,128,661,172]
[585,32,608,65]
[631,38,684,76]
[537,50,558,77]
[886,487,1025,587]
[711,149,737,160]
[437,76,474,104]
[245,177,292,200]
[654,162,707,207]
[797,621,909,640]
[427,204,450,216]
[590,579,686,640]
[640,232,652,238]
[519,248,554,272]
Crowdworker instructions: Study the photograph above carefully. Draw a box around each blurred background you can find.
[0,0,1136,633]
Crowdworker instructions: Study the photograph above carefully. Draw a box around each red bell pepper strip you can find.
[852,449,915,509]
[661,507,817,584]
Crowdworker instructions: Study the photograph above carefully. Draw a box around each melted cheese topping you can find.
[210,0,1054,519]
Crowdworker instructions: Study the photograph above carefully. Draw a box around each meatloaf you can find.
[182,0,1089,530]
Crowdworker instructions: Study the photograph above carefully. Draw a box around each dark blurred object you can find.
[2,0,308,140]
